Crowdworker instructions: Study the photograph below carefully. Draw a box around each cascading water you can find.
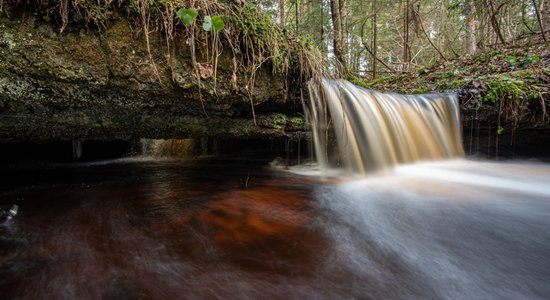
[140,139,198,158]
[305,78,464,174]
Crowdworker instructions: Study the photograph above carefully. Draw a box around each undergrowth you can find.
[361,45,550,128]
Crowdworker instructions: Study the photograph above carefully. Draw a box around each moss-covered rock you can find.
[0,4,307,142]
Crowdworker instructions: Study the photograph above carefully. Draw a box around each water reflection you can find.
[1,159,550,299]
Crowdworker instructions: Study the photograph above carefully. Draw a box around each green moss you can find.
[274,113,287,125]
[225,2,292,76]
[512,70,532,79]
[473,52,491,63]
[480,74,529,104]
[268,113,302,130]
[367,74,408,86]
[290,116,304,126]
[390,74,408,84]
[367,76,390,86]
[348,76,368,88]
[435,78,469,90]
[411,86,430,94]
[1,32,17,50]
[528,91,541,101]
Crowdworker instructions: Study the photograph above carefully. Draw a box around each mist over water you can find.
[314,159,550,299]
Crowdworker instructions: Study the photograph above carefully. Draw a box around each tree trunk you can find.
[372,0,377,79]
[297,0,303,33]
[340,0,348,70]
[532,0,547,42]
[330,0,346,73]
[279,0,285,27]
[465,0,477,55]
[403,0,410,66]
[319,0,325,50]
[543,0,550,32]
[487,0,506,45]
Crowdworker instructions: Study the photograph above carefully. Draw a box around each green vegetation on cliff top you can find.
[357,45,549,96]
[1,0,321,83]
[355,45,550,127]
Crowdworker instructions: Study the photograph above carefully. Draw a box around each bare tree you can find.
[465,0,477,55]
[486,0,507,45]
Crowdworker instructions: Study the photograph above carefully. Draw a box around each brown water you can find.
[2,158,550,299]
[305,79,464,174]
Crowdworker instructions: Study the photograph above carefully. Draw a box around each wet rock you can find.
[0,12,302,143]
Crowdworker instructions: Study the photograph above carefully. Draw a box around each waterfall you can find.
[305,78,464,174]
[140,139,198,158]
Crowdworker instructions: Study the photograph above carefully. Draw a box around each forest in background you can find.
[258,0,549,79]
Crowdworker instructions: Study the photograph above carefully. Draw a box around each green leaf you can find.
[176,8,198,25]
[203,15,212,31]
[497,126,504,135]
[211,15,225,31]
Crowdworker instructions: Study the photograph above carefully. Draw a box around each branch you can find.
[411,6,447,61]
[488,0,507,45]
[360,21,398,74]
[521,6,537,34]
[531,0,547,43]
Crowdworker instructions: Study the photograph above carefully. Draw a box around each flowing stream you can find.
[305,78,464,173]
[1,80,550,299]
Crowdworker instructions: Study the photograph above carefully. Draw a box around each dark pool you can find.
[1,158,550,299]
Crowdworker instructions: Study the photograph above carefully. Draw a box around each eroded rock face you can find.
[0,12,301,143]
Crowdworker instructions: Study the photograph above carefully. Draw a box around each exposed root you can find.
[138,0,162,83]
[59,0,68,33]
[3,0,325,121]
[540,94,549,123]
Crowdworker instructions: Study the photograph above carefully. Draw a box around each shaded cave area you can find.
[0,137,311,165]
[462,127,550,162]
[3,126,550,166]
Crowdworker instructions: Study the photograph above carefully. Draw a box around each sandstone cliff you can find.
[0,5,305,142]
